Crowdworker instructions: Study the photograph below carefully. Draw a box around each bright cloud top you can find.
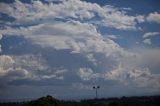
[0,0,144,30]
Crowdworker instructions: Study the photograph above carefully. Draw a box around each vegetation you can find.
[0,95,160,106]
[0,95,61,106]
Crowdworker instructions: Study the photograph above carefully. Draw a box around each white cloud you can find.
[1,20,125,57]
[0,45,1,53]
[104,56,160,88]
[0,3,134,86]
[139,49,160,72]
[0,55,15,77]
[105,64,126,81]
[143,39,151,45]
[44,0,63,2]
[78,68,100,81]
[127,68,160,88]
[0,54,67,84]
[0,0,96,23]
[107,35,118,39]
[0,0,143,30]
[147,12,160,23]
[100,11,144,30]
[0,34,2,39]
[0,55,30,82]
[86,54,97,66]
[72,83,92,90]
[143,32,160,38]
[136,15,145,23]
[101,48,160,88]
[133,49,160,89]
[0,34,2,52]
[12,54,67,80]
[41,69,67,80]
[3,17,155,88]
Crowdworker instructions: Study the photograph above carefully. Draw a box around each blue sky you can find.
[0,0,160,101]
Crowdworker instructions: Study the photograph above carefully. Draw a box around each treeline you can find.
[61,95,160,106]
[0,95,160,106]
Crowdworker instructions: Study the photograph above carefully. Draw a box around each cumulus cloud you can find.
[72,83,92,90]
[13,54,68,80]
[0,55,15,77]
[143,32,160,38]
[143,39,151,45]
[0,54,67,87]
[86,54,97,66]
[0,34,2,39]
[44,0,63,2]
[1,20,126,59]
[0,0,143,30]
[147,12,160,23]
[139,49,160,72]
[0,55,30,88]
[0,0,97,23]
[42,69,67,80]
[0,34,2,52]
[107,35,119,39]
[128,68,160,88]
[78,68,100,81]
[0,13,130,87]
[104,50,160,89]
[142,32,160,45]
[99,8,144,30]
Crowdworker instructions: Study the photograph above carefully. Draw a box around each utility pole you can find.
[93,86,100,99]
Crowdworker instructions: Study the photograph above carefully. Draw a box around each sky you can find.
[0,0,160,101]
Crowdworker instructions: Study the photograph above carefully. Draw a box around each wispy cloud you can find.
[143,32,160,38]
